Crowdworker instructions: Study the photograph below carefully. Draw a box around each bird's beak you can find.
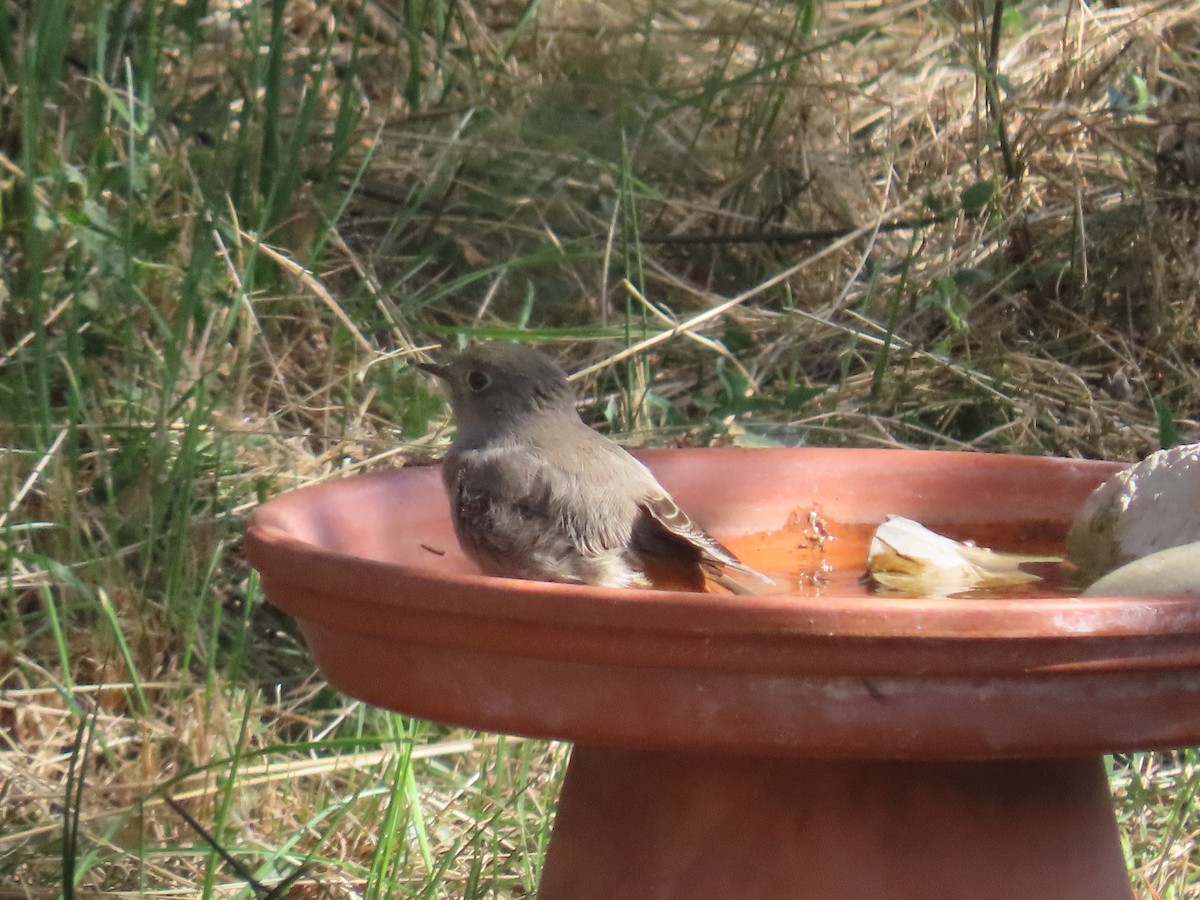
[416,360,450,380]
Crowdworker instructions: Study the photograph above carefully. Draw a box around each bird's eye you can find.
[467,370,490,392]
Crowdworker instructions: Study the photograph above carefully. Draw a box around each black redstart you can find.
[420,342,772,593]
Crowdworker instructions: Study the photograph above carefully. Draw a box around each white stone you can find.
[1067,443,1200,579]
[1082,541,1200,597]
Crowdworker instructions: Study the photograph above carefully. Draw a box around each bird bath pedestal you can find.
[246,449,1200,900]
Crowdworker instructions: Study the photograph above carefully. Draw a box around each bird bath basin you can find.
[245,448,1200,900]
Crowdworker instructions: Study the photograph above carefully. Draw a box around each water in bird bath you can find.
[720,509,1084,599]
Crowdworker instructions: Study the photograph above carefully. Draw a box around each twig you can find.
[620,279,756,386]
[247,234,375,355]
[636,213,950,246]
[0,429,68,529]
[986,0,1022,183]
[570,214,896,382]
[165,796,310,900]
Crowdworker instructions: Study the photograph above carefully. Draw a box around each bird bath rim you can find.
[245,447,1200,758]
[247,519,1200,644]
[246,448,1200,640]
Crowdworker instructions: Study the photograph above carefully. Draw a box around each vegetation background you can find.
[2,0,1198,896]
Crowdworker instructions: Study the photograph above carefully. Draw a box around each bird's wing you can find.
[635,488,771,583]
[451,444,636,556]
[601,448,773,589]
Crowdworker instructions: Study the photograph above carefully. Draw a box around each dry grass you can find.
[2,0,1199,896]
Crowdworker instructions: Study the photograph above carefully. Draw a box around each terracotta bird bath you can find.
[245,449,1200,900]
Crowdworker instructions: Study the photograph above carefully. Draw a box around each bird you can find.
[418,342,773,594]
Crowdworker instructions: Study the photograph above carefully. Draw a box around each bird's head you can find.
[419,342,578,445]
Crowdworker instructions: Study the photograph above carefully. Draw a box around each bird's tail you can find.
[704,563,775,596]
